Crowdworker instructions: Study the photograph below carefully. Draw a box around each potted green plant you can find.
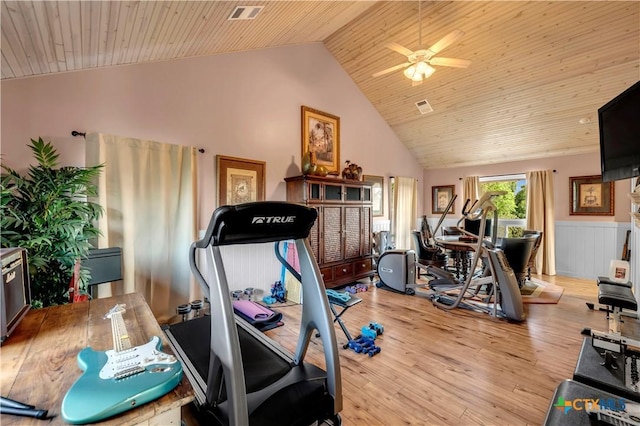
[1,138,103,307]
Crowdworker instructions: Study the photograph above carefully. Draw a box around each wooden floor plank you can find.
[260,273,635,425]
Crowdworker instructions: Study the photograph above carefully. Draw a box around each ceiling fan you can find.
[372,2,471,86]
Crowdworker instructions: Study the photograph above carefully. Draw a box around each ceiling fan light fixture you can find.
[404,61,435,81]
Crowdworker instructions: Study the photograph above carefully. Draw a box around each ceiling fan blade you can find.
[427,29,465,55]
[372,62,411,78]
[385,42,414,57]
[429,57,471,68]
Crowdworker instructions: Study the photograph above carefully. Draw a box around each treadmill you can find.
[164,201,342,425]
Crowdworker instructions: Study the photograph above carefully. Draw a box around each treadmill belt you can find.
[166,316,292,398]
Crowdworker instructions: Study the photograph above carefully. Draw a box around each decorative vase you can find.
[302,151,328,177]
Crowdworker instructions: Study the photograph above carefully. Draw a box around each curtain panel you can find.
[463,176,480,206]
[393,176,418,250]
[526,170,556,275]
[86,133,199,322]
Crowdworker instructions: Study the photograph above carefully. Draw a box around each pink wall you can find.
[0,43,423,230]
[2,42,630,228]
[423,152,632,222]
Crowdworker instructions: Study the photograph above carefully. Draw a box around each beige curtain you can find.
[463,176,480,204]
[526,170,556,275]
[392,176,418,250]
[86,133,199,322]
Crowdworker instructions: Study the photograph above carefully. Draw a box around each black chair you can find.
[463,218,492,237]
[411,231,447,278]
[496,237,535,287]
[82,247,123,298]
[522,230,543,280]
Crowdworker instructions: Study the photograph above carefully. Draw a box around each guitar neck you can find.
[109,307,132,352]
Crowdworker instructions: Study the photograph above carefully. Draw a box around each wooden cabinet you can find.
[285,175,374,289]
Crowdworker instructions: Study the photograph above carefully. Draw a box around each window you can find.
[479,174,527,237]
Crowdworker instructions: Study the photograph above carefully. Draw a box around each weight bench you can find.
[592,276,637,335]
[582,277,638,369]
[324,290,362,349]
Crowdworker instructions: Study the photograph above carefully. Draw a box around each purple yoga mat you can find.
[233,300,276,321]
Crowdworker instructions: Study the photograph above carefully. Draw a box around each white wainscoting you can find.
[372,219,391,233]
[196,240,283,299]
[555,221,631,280]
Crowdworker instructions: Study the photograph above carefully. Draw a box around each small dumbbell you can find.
[190,299,204,318]
[177,304,191,322]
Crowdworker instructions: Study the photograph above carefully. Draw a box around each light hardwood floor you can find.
[260,274,638,425]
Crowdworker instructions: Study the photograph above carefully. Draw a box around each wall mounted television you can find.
[598,80,640,183]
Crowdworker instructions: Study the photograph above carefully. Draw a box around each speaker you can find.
[1,248,31,344]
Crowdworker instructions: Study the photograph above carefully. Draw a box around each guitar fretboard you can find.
[108,305,132,352]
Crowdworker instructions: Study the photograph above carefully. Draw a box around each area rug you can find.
[520,278,564,304]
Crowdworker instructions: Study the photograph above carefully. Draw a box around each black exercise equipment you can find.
[544,275,640,424]
[544,379,636,426]
[163,201,342,425]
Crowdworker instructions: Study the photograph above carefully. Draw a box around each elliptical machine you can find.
[425,192,526,322]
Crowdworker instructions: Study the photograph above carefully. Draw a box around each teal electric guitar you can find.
[61,304,183,424]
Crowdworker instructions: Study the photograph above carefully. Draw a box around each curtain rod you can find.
[71,130,206,153]
[458,170,557,180]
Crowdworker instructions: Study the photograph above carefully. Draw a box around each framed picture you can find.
[569,175,614,216]
[216,155,266,206]
[609,260,630,284]
[301,106,340,175]
[364,175,384,217]
[432,185,455,214]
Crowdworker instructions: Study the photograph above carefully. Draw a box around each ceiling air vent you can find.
[416,99,433,114]
[228,6,264,21]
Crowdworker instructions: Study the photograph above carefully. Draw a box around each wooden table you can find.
[434,236,478,281]
[0,293,193,425]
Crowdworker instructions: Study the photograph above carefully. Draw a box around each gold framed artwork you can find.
[301,105,340,175]
[569,175,614,216]
[364,175,384,217]
[432,185,455,214]
[216,155,266,206]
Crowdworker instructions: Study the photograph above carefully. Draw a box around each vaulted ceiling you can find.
[2,1,639,170]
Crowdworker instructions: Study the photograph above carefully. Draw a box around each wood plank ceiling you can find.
[2,1,639,170]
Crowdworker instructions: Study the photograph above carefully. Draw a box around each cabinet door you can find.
[307,207,321,262]
[344,206,362,259]
[323,206,343,263]
[344,185,362,202]
[324,184,343,201]
[362,206,372,255]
